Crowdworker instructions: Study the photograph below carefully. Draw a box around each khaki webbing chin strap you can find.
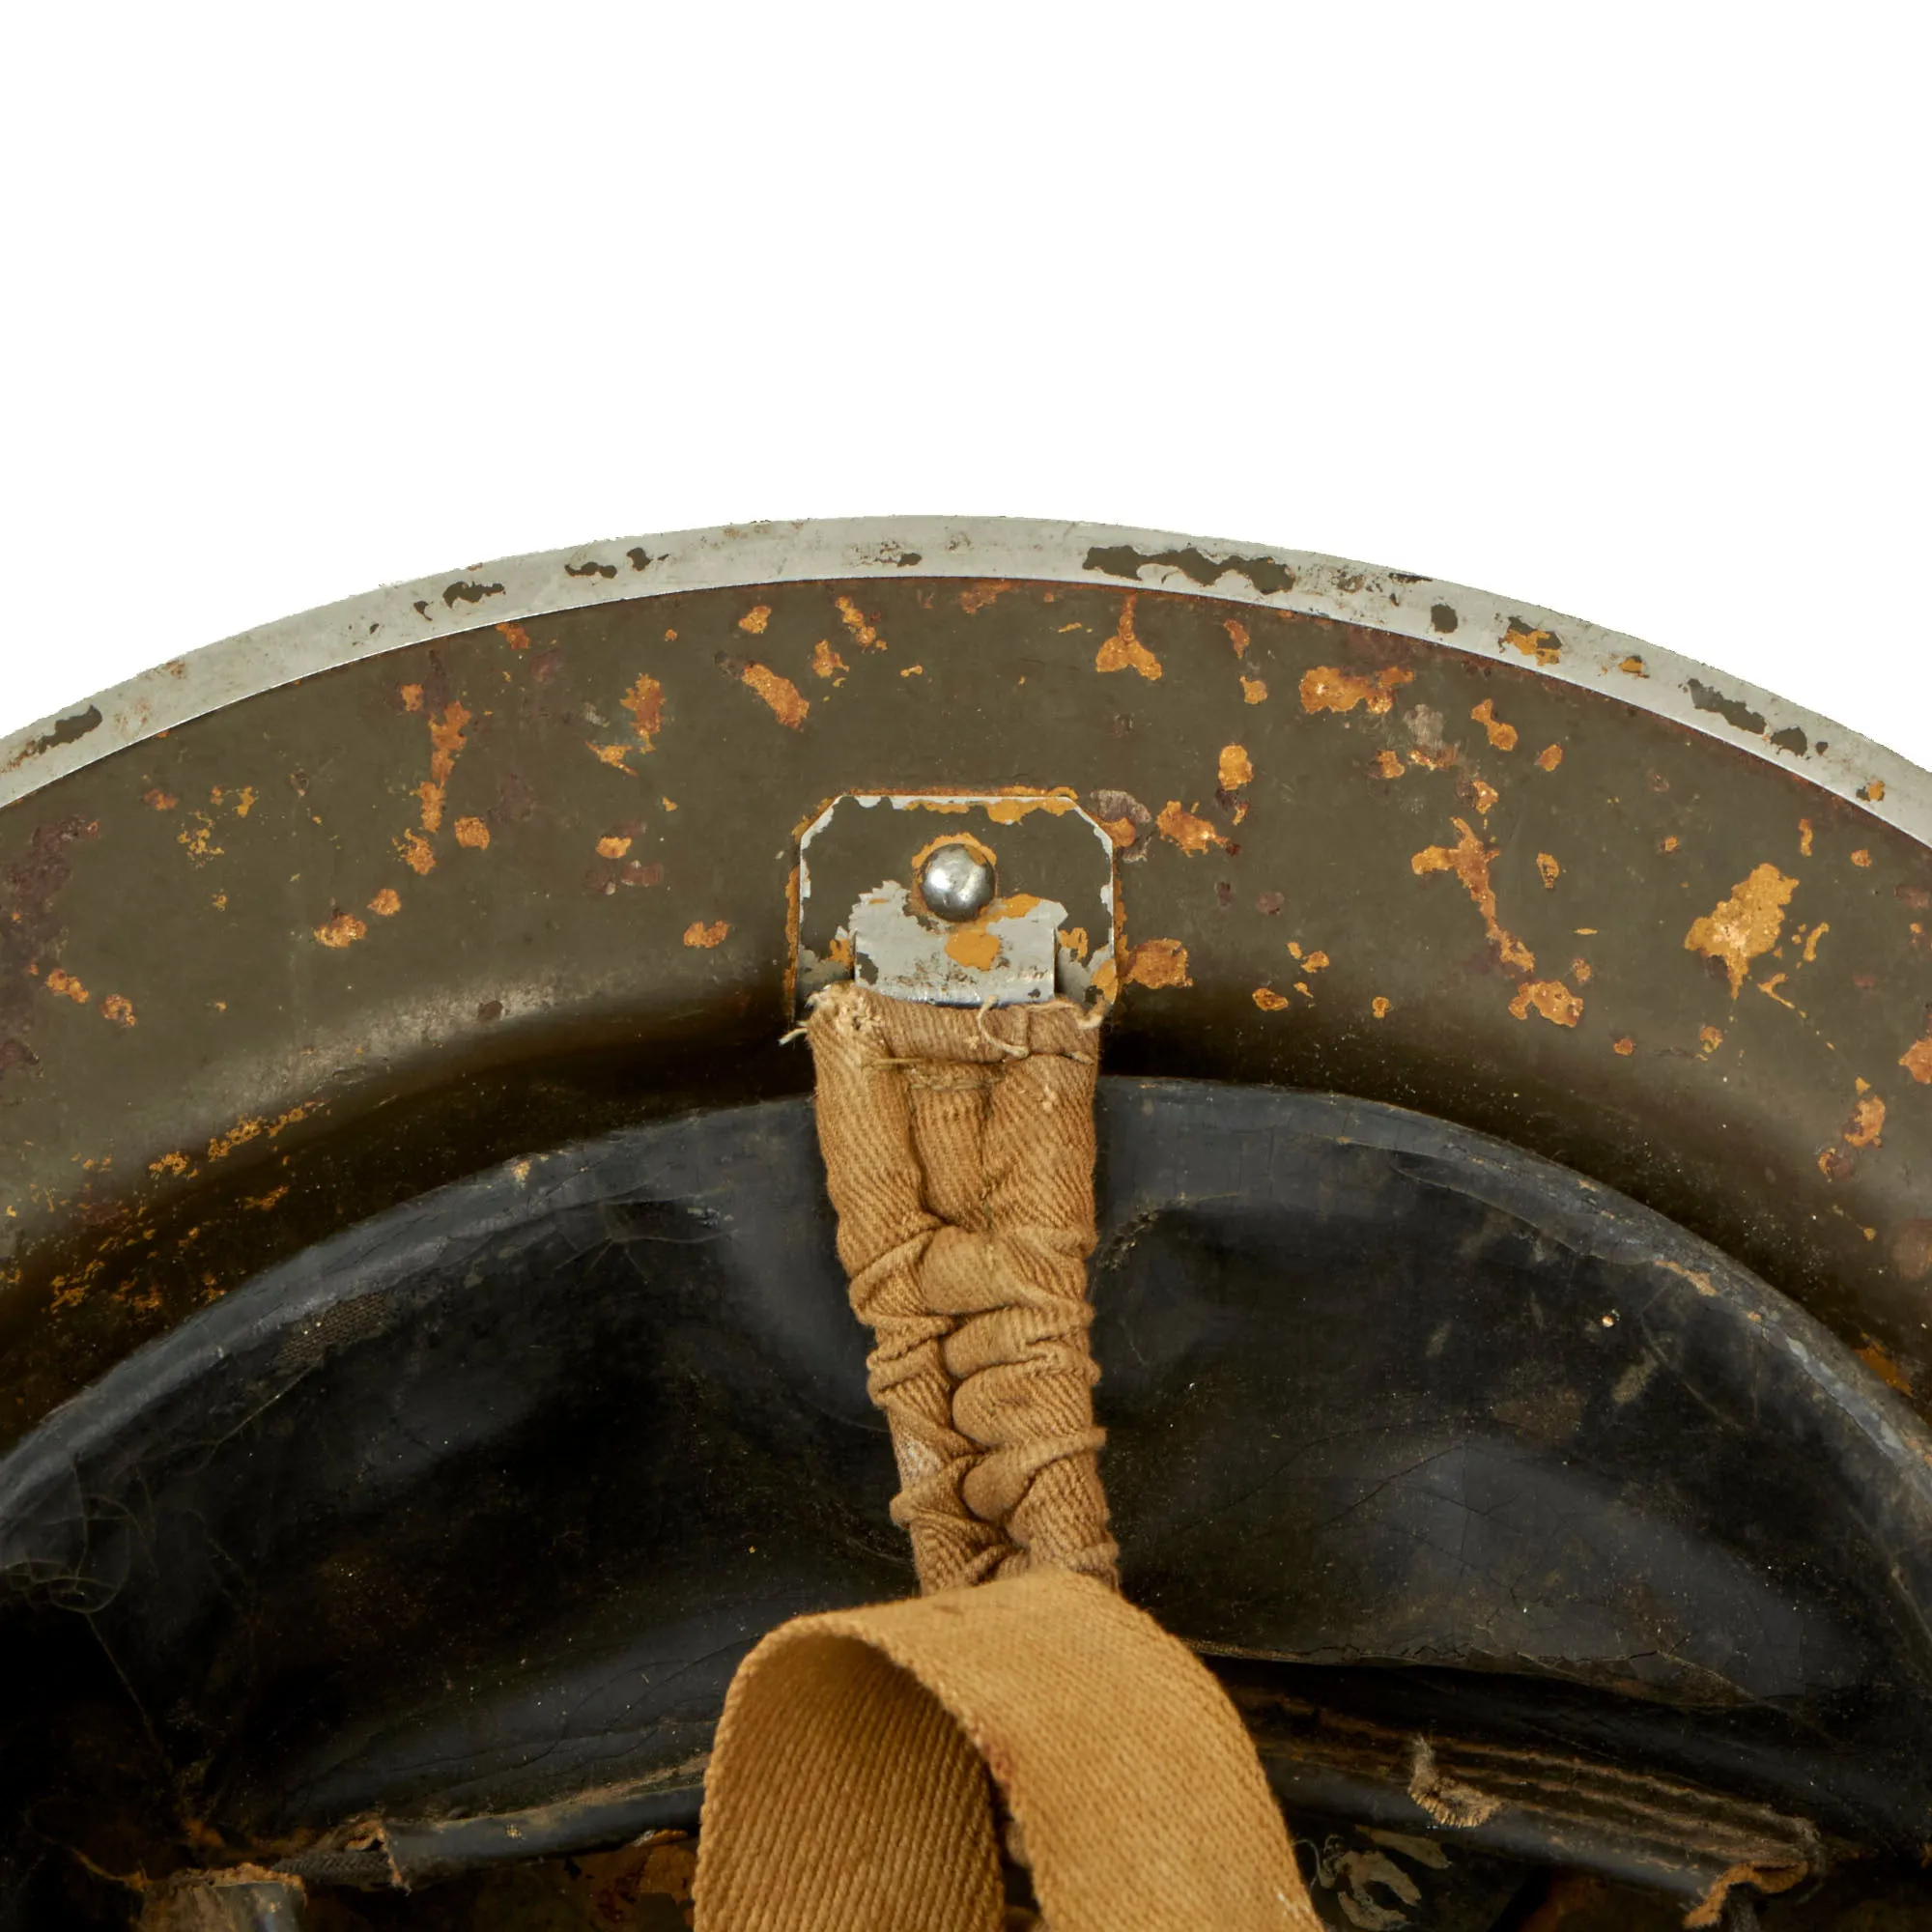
[693,983,1321,1930]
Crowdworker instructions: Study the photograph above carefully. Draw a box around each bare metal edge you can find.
[1,516,1922,846]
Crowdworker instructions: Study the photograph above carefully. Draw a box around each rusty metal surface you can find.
[3,520,1925,847]
[1,567,1928,1452]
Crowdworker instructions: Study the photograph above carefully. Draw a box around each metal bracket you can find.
[794,793,1117,1012]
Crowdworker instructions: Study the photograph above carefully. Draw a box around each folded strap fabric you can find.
[691,1567,1321,1931]
[806,981,1117,1593]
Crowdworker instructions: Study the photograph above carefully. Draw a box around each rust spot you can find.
[100,994,135,1027]
[207,1100,319,1162]
[1617,655,1646,676]
[985,795,1075,825]
[1096,815,1137,849]
[1819,1146,1854,1181]
[397,831,436,875]
[178,812,223,863]
[597,836,632,859]
[1240,677,1267,705]
[401,683,424,713]
[497,622,531,650]
[315,912,367,949]
[1901,1028,1932,1085]
[143,787,178,810]
[1510,980,1584,1027]
[1371,997,1391,1018]
[683,921,729,950]
[44,968,89,1005]
[1303,951,1330,972]
[368,889,402,917]
[738,605,771,635]
[1504,619,1560,666]
[1094,596,1161,681]
[1470,779,1499,817]
[733,661,810,729]
[1470,699,1518,751]
[810,639,847,681]
[1253,987,1291,1011]
[1293,980,1312,998]
[1536,744,1563,772]
[1156,801,1231,856]
[836,595,886,651]
[454,816,491,850]
[1612,1037,1636,1056]
[1843,1091,1886,1149]
[621,674,665,750]
[241,1184,291,1212]
[945,927,1003,971]
[149,1151,191,1179]
[1892,1220,1932,1281]
[586,743,634,771]
[1533,852,1559,889]
[1799,818,1814,857]
[1856,1340,1914,1395]
[1802,922,1830,963]
[1223,617,1251,656]
[1699,1024,1723,1053]
[1057,926,1090,961]
[1852,848,1873,868]
[1123,938,1190,989]
[1660,835,1680,853]
[1218,745,1253,789]
[1861,779,1888,802]
[1374,750,1405,780]
[1299,665,1412,715]
[1411,820,1535,974]
[1685,864,1800,998]
[1571,958,1593,983]
[959,582,1011,614]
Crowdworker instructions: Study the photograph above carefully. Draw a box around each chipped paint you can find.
[1618,655,1647,676]
[683,921,729,949]
[100,994,135,1027]
[984,795,1077,825]
[1505,619,1561,665]
[1299,665,1412,715]
[1471,699,1518,751]
[1899,1027,1932,1085]
[1537,852,1560,889]
[738,605,772,635]
[44,968,88,1005]
[944,927,1002,971]
[1057,926,1090,960]
[810,639,847,681]
[1685,864,1800,998]
[368,888,402,916]
[454,816,491,850]
[315,912,367,949]
[1861,780,1888,803]
[1536,745,1563,772]
[1411,820,1535,974]
[836,595,886,651]
[1123,938,1190,988]
[1094,595,1161,681]
[1240,677,1267,705]
[1218,745,1253,789]
[1253,988,1290,1011]
[1511,980,1585,1027]
[1374,751,1404,780]
[733,662,810,729]
[1223,617,1251,656]
[621,674,665,750]
[1156,801,1230,856]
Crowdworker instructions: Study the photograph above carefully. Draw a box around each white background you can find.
[1,6,1925,763]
